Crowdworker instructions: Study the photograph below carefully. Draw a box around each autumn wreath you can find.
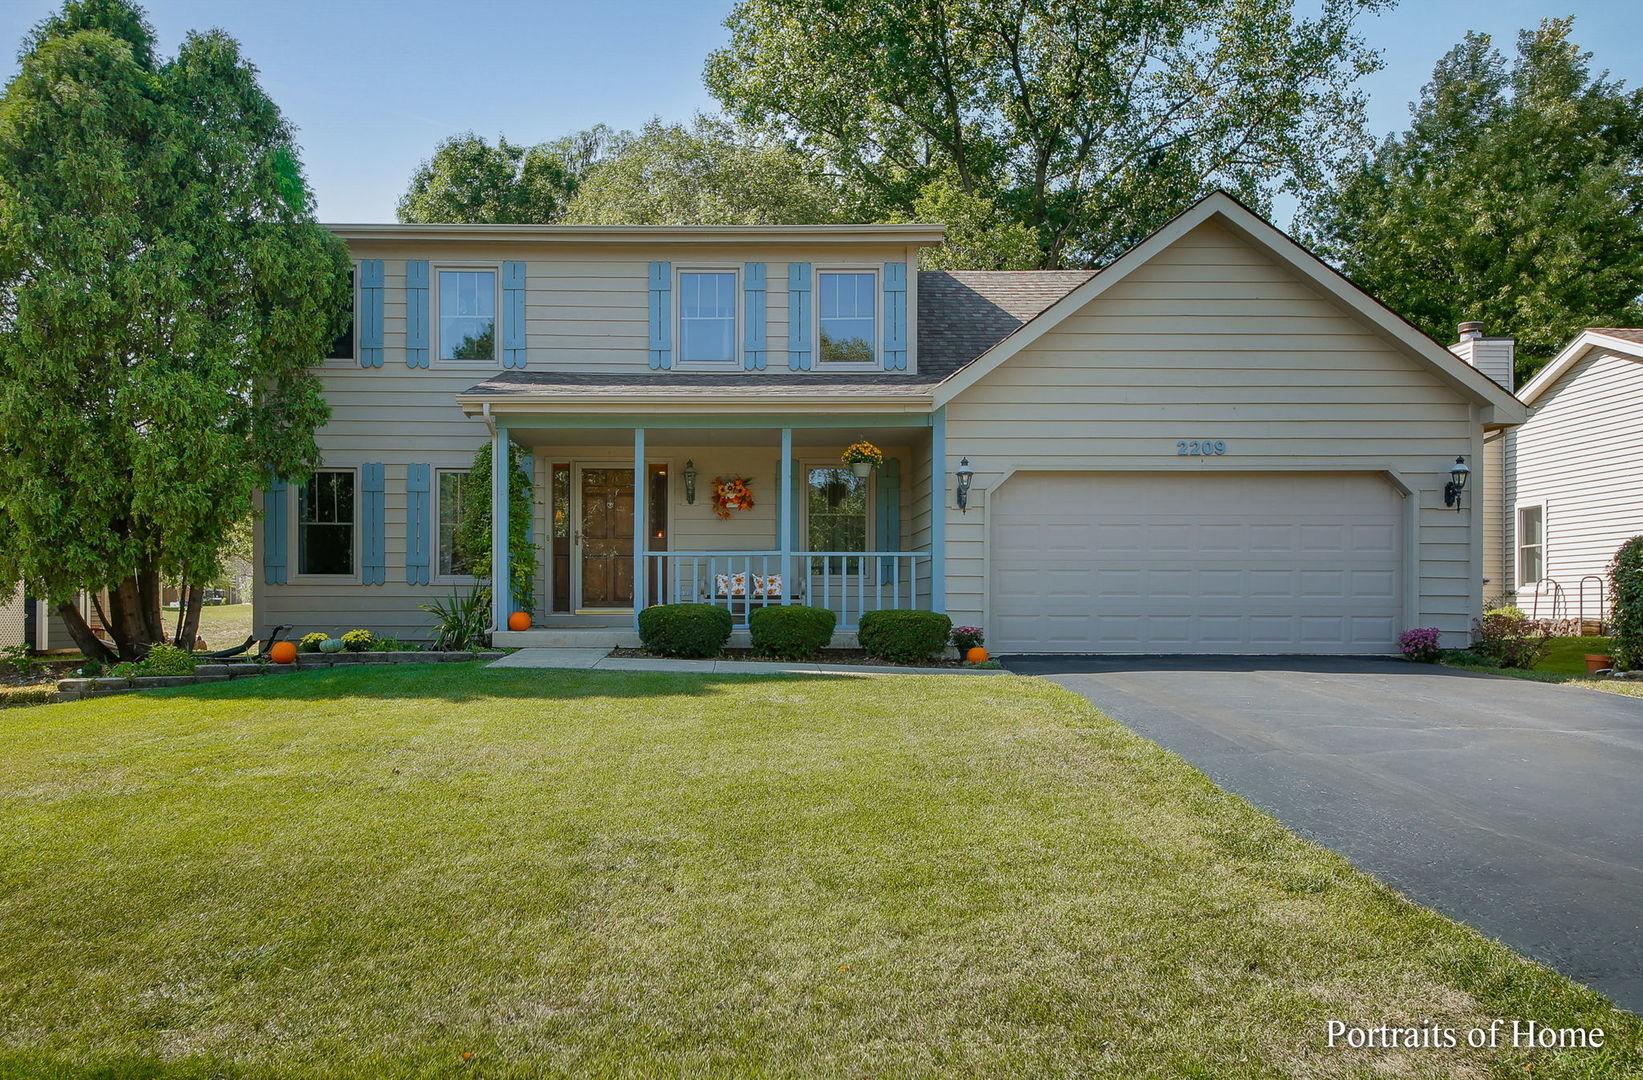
[711,475,755,520]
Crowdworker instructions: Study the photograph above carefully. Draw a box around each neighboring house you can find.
[0,587,91,652]
[252,192,1524,655]
[1482,328,1643,625]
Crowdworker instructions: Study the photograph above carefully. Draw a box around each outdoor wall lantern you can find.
[1443,456,1469,512]
[683,460,698,505]
[955,457,975,513]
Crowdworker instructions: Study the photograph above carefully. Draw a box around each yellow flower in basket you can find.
[841,440,883,477]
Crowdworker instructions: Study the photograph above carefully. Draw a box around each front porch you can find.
[478,411,947,645]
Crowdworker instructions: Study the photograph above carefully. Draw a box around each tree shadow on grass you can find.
[114,661,902,706]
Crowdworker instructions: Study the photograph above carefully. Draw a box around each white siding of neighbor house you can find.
[1482,431,1506,602]
[253,236,927,640]
[1497,347,1643,623]
[942,218,1486,646]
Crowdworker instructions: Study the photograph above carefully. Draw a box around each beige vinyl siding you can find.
[943,218,1482,645]
[1502,347,1643,621]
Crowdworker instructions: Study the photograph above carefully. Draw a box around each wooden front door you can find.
[574,466,634,609]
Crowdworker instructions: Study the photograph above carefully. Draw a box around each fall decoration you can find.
[268,641,297,665]
[966,646,990,664]
[711,476,755,519]
[508,611,531,631]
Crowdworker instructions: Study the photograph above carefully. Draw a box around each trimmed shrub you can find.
[858,610,953,665]
[749,605,836,661]
[1611,536,1643,671]
[1471,609,1554,670]
[639,603,733,659]
[1397,627,1443,663]
[298,632,329,653]
[341,629,375,652]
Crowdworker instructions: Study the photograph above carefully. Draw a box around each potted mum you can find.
[841,440,883,478]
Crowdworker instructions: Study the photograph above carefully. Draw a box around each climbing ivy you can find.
[455,442,538,616]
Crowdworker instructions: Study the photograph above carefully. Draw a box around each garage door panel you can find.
[990,472,1402,654]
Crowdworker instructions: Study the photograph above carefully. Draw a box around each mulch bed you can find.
[609,647,968,668]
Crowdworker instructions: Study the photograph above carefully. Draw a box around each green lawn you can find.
[1,666,1636,1079]
[1445,636,1643,698]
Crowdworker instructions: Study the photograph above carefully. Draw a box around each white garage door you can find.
[990,472,1403,654]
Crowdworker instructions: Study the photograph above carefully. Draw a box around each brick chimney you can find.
[1449,322,1515,391]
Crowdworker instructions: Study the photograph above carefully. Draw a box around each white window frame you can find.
[324,261,360,365]
[433,264,501,367]
[434,467,481,584]
[1516,502,1546,586]
[813,266,880,370]
[800,460,875,557]
[674,265,741,369]
[291,467,360,584]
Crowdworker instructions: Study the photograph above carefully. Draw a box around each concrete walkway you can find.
[487,648,1000,676]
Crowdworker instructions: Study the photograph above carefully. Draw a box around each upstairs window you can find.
[818,270,876,365]
[1518,504,1545,584]
[298,470,355,576]
[678,270,737,365]
[438,269,496,362]
[326,267,355,360]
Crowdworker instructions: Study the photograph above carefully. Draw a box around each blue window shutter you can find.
[744,262,767,370]
[648,261,672,369]
[875,457,901,581]
[502,260,527,369]
[405,464,431,585]
[883,262,907,370]
[359,260,384,368]
[787,262,812,370]
[361,463,386,585]
[263,476,287,585]
[405,260,430,368]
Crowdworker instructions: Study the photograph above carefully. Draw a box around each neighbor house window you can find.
[298,470,355,576]
[1518,504,1545,584]
[806,466,868,572]
[678,270,737,365]
[817,270,876,365]
[438,470,479,577]
[327,267,355,360]
[438,269,496,361]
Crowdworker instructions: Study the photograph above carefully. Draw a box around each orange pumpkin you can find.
[269,640,298,665]
[507,611,531,631]
[965,646,989,664]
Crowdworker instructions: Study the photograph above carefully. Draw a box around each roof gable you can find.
[1518,329,1643,406]
[931,191,1526,425]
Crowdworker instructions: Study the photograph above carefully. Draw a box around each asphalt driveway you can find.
[1005,655,1643,1013]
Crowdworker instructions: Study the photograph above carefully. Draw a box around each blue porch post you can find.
[491,423,512,629]
[779,427,793,605]
[930,407,946,614]
[633,426,646,630]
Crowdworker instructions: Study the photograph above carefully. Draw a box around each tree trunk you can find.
[136,566,164,649]
[55,600,117,664]
[179,585,205,652]
[106,576,146,660]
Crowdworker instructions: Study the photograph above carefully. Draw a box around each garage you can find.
[989,472,1404,654]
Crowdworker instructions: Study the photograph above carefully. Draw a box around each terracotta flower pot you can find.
[1584,654,1613,675]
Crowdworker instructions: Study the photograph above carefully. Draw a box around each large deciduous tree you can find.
[559,115,847,225]
[398,132,576,224]
[1304,19,1643,380]
[706,0,1389,268]
[0,0,350,661]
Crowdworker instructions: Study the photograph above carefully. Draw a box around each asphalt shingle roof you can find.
[462,269,1095,399]
[1589,328,1643,345]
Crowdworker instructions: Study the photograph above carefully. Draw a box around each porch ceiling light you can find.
[955,457,975,513]
[1443,456,1469,512]
[683,460,698,505]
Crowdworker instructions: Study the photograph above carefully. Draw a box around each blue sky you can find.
[0,0,1638,225]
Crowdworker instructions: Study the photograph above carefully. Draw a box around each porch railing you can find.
[643,550,931,630]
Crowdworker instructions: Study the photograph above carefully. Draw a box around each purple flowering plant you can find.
[1398,627,1443,663]
[951,625,985,651]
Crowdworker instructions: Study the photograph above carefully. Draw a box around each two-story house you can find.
[253,192,1525,655]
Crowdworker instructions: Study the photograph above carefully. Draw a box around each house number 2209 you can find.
[1177,440,1228,456]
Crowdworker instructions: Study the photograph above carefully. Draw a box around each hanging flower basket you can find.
[841,440,883,478]
[711,476,755,520]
